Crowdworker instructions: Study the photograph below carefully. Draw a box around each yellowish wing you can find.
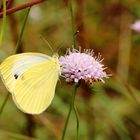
[12,60,60,114]
[0,53,52,94]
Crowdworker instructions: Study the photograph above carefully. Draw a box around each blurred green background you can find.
[1,0,140,140]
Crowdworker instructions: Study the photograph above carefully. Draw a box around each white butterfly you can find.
[0,53,61,114]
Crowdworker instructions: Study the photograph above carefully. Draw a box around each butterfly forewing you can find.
[0,53,52,94]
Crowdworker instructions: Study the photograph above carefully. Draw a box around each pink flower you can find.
[59,49,108,83]
[130,20,140,32]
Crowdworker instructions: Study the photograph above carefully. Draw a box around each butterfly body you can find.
[0,53,61,114]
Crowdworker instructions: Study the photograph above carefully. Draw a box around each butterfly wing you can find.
[0,53,52,94]
[12,60,60,114]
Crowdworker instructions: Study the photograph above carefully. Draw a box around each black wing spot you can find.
[14,74,19,79]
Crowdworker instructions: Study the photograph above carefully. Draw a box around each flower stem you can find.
[69,0,76,48]
[74,105,79,140]
[61,84,79,140]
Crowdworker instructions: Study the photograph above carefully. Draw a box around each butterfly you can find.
[0,53,61,114]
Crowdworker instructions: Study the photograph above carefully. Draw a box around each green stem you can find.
[0,93,10,115]
[61,84,79,140]
[0,0,7,47]
[69,0,76,48]
[74,105,79,140]
[15,7,31,53]
[0,0,8,115]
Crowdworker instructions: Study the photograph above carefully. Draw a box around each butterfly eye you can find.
[14,74,19,79]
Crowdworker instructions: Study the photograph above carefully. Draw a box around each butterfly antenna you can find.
[55,42,65,54]
[40,35,54,53]
[54,30,80,53]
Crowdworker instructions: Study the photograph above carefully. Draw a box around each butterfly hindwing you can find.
[12,60,60,114]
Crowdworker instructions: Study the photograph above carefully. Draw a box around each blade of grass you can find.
[0,0,7,47]
[0,93,10,114]
[0,129,37,140]
[15,7,31,53]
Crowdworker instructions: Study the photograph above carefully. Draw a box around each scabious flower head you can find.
[59,48,108,84]
[130,20,140,32]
